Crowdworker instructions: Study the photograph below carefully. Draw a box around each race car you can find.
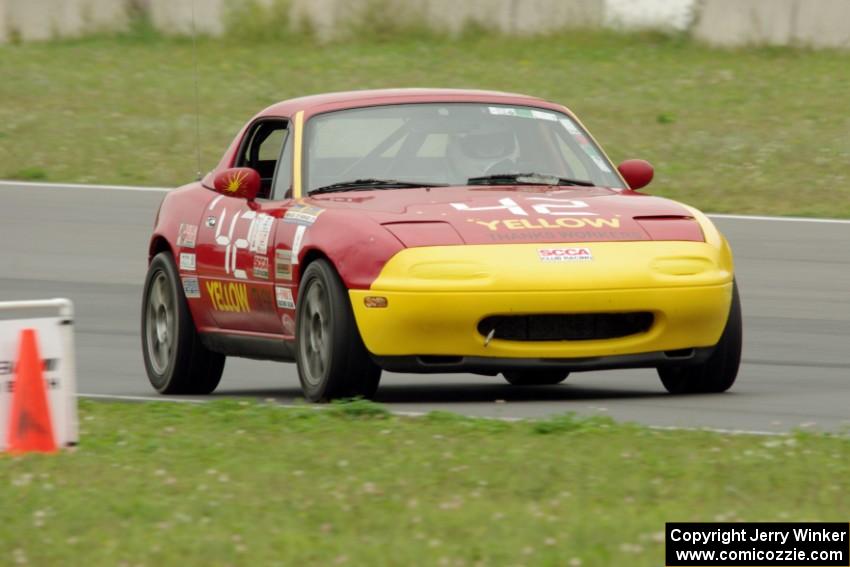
[142,88,741,401]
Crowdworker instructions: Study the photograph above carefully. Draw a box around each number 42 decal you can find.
[213,207,275,279]
[450,197,597,216]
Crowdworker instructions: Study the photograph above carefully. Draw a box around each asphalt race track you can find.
[2,181,849,432]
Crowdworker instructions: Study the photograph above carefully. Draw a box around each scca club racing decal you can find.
[538,247,593,262]
[253,255,269,279]
[206,281,251,312]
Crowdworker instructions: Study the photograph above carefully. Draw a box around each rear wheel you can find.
[658,281,742,394]
[295,259,382,402]
[141,252,225,394]
[502,370,569,386]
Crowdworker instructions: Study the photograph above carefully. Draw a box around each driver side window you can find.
[236,119,289,199]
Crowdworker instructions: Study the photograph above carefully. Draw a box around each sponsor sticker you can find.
[558,118,613,174]
[559,118,581,135]
[538,247,593,262]
[249,214,275,255]
[488,106,518,116]
[530,109,558,121]
[177,224,198,248]
[253,255,269,280]
[283,204,324,226]
[275,249,292,280]
[182,277,200,298]
[179,252,196,271]
[275,286,295,309]
[205,281,251,312]
[291,225,306,264]
[488,107,558,121]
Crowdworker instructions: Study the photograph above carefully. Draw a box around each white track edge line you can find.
[79,393,204,403]
[77,393,785,435]
[0,180,171,192]
[2,179,848,224]
[708,213,850,225]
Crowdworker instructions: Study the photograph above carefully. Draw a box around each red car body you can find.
[144,88,739,399]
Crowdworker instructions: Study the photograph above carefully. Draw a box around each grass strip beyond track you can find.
[1,399,848,566]
[1,32,849,217]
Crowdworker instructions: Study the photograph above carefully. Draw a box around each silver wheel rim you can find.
[299,279,331,387]
[145,271,175,375]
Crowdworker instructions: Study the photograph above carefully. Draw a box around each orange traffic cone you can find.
[6,329,57,453]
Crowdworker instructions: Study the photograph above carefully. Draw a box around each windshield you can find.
[304,103,624,193]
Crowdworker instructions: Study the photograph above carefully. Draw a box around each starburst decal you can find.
[225,170,248,193]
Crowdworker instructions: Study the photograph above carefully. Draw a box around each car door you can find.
[266,122,300,339]
[196,118,292,334]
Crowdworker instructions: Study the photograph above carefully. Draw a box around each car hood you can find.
[309,185,701,246]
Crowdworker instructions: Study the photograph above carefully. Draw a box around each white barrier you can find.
[0,299,78,450]
[1,0,849,47]
[605,0,696,31]
[2,0,128,42]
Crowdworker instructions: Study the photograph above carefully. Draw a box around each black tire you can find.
[658,281,742,394]
[295,259,382,402]
[502,370,569,386]
[141,252,225,394]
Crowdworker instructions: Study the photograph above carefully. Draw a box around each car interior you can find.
[303,106,621,192]
[236,119,289,199]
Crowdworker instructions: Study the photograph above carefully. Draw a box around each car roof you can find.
[255,88,569,119]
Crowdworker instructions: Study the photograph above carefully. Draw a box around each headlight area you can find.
[634,216,704,242]
[382,221,464,247]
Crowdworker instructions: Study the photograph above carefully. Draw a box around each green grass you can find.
[1,400,848,566]
[1,31,849,216]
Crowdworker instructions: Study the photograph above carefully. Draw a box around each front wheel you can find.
[141,252,225,394]
[502,370,569,386]
[295,259,382,402]
[658,281,742,394]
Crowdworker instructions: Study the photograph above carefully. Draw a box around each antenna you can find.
[190,0,202,180]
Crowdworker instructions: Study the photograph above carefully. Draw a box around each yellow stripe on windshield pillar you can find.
[293,110,304,198]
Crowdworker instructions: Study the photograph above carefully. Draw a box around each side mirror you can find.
[617,159,654,190]
[212,167,261,200]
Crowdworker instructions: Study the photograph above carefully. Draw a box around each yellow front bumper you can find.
[349,241,734,359]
